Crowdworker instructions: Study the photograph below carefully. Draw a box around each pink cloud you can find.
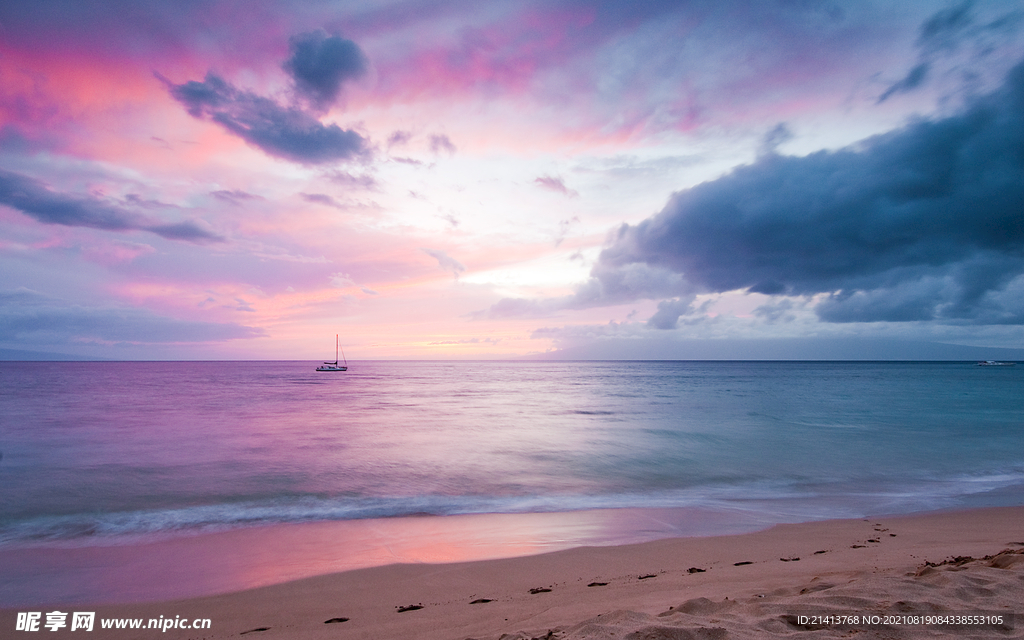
[82,240,157,266]
[366,5,599,102]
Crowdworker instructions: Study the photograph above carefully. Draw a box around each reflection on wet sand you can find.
[0,507,774,606]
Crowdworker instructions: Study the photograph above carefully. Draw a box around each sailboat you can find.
[316,334,348,371]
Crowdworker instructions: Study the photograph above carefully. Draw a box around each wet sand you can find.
[2,506,1023,639]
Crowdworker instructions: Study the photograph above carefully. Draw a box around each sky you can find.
[1,0,1023,360]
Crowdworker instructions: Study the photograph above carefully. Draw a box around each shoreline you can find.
[0,506,794,608]
[3,505,1022,639]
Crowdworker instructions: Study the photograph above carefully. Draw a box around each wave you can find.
[3,469,1022,548]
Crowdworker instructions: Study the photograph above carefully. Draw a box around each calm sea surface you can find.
[2,360,1022,551]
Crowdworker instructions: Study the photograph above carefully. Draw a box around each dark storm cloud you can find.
[877,0,971,103]
[757,123,795,157]
[571,262,693,308]
[160,72,368,165]
[753,298,797,324]
[0,169,222,242]
[878,2,1023,102]
[917,1,977,53]
[0,289,265,344]
[646,296,698,330]
[878,62,931,103]
[283,30,368,112]
[595,59,1024,325]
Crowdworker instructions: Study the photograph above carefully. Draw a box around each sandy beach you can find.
[4,506,1022,639]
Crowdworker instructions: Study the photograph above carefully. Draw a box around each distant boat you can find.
[977,360,1015,366]
[317,335,348,372]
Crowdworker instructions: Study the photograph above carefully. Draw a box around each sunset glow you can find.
[2,0,1023,360]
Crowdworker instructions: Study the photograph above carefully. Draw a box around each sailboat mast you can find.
[317,333,347,371]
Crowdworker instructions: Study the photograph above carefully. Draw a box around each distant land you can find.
[526,338,1024,361]
[0,348,110,361]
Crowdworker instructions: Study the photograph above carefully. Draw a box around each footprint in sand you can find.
[780,557,800,562]
[529,587,552,594]
[733,561,753,566]
[638,574,657,580]
[469,599,493,604]
[240,628,270,634]
[324,618,349,624]
[587,582,608,587]
[687,567,706,573]
[799,580,836,594]
[396,604,423,612]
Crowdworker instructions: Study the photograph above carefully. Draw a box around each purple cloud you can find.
[428,134,457,155]
[0,288,265,345]
[0,169,222,243]
[301,193,343,208]
[283,30,368,112]
[160,72,368,165]
[326,171,379,190]
[211,189,264,204]
[534,176,578,197]
[387,130,413,148]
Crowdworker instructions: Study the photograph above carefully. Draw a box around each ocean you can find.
[1,360,1022,604]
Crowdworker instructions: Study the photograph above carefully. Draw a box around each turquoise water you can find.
[2,360,1022,549]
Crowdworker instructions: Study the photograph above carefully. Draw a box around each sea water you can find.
[1,360,1022,603]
